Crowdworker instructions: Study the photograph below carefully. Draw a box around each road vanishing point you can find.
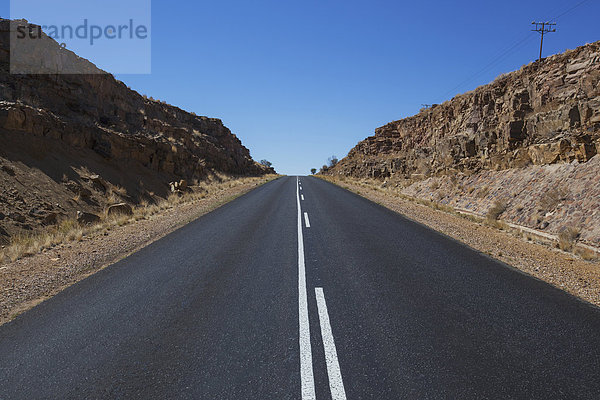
[1,176,600,399]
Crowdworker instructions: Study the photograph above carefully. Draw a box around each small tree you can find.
[310,168,317,175]
[259,159,272,168]
[327,155,338,168]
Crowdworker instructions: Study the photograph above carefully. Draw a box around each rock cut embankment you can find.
[0,18,272,242]
[327,41,600,246]
[330,41,599,178]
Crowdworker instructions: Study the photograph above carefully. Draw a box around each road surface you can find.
[1,176,600,399]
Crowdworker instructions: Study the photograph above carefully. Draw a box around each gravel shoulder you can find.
[321,176,600,308]
[0,176,277,325]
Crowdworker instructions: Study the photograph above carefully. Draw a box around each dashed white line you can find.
[304,212,311,228]
[301,194,304,201]
[297,177,316,399]
[315,288,347,400]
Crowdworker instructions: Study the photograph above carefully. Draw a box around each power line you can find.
[437,33,535,102]
[435,0,593,103]
[531,21,556,61]
[550,0,592,20]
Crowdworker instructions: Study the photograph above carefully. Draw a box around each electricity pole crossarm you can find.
[531,21,556,61]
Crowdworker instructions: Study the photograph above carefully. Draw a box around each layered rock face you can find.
[0,19,270,179]
[329,41,600,179]
[0,19,271,242]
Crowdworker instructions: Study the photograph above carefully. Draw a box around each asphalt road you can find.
[1,176,600,399]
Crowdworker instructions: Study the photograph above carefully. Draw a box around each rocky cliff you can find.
[329,41,600,179]
[0,19,272,242]
[326,41,600,246]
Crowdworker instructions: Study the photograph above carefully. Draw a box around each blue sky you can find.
[5,0,600,175]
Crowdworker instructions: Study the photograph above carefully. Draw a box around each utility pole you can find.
[531,21,556,61]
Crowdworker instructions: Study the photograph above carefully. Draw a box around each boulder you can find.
[76,211,100,225]
[107,203,133,216]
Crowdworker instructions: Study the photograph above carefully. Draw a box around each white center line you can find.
[297,177,316,399]
[315,288,347,400]
[301,194,304,201]
[304,212,311,228]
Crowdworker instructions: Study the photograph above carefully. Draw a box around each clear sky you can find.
[5,0,599,175]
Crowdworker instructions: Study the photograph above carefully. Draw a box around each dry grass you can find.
[574,246,599,261]
[0,174,277,264]
[320,175,599,260]
[111,185,128,196]
[1,218,83,262]
[486,219,509,231]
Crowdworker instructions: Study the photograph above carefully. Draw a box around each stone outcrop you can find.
[107,203,133,216]
[0,18,273,242]
[0,19,272,180]
[76,211,101,225]
[328,41,600,179]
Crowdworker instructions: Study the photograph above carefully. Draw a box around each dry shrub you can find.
[477,185,490,198]
[487,201,507,221]
[575,247,598,262]
[558,227,580,252]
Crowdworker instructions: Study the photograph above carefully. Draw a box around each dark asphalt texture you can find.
[1,176,600,399]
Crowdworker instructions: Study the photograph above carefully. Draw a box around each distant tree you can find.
[310,168,317,175]
[259,159,272,168]
[327,155,338,168]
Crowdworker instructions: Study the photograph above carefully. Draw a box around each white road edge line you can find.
[315,288,347,400]
[301,194,304,201]
[304,212,311,228]
[297,177,316,399]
